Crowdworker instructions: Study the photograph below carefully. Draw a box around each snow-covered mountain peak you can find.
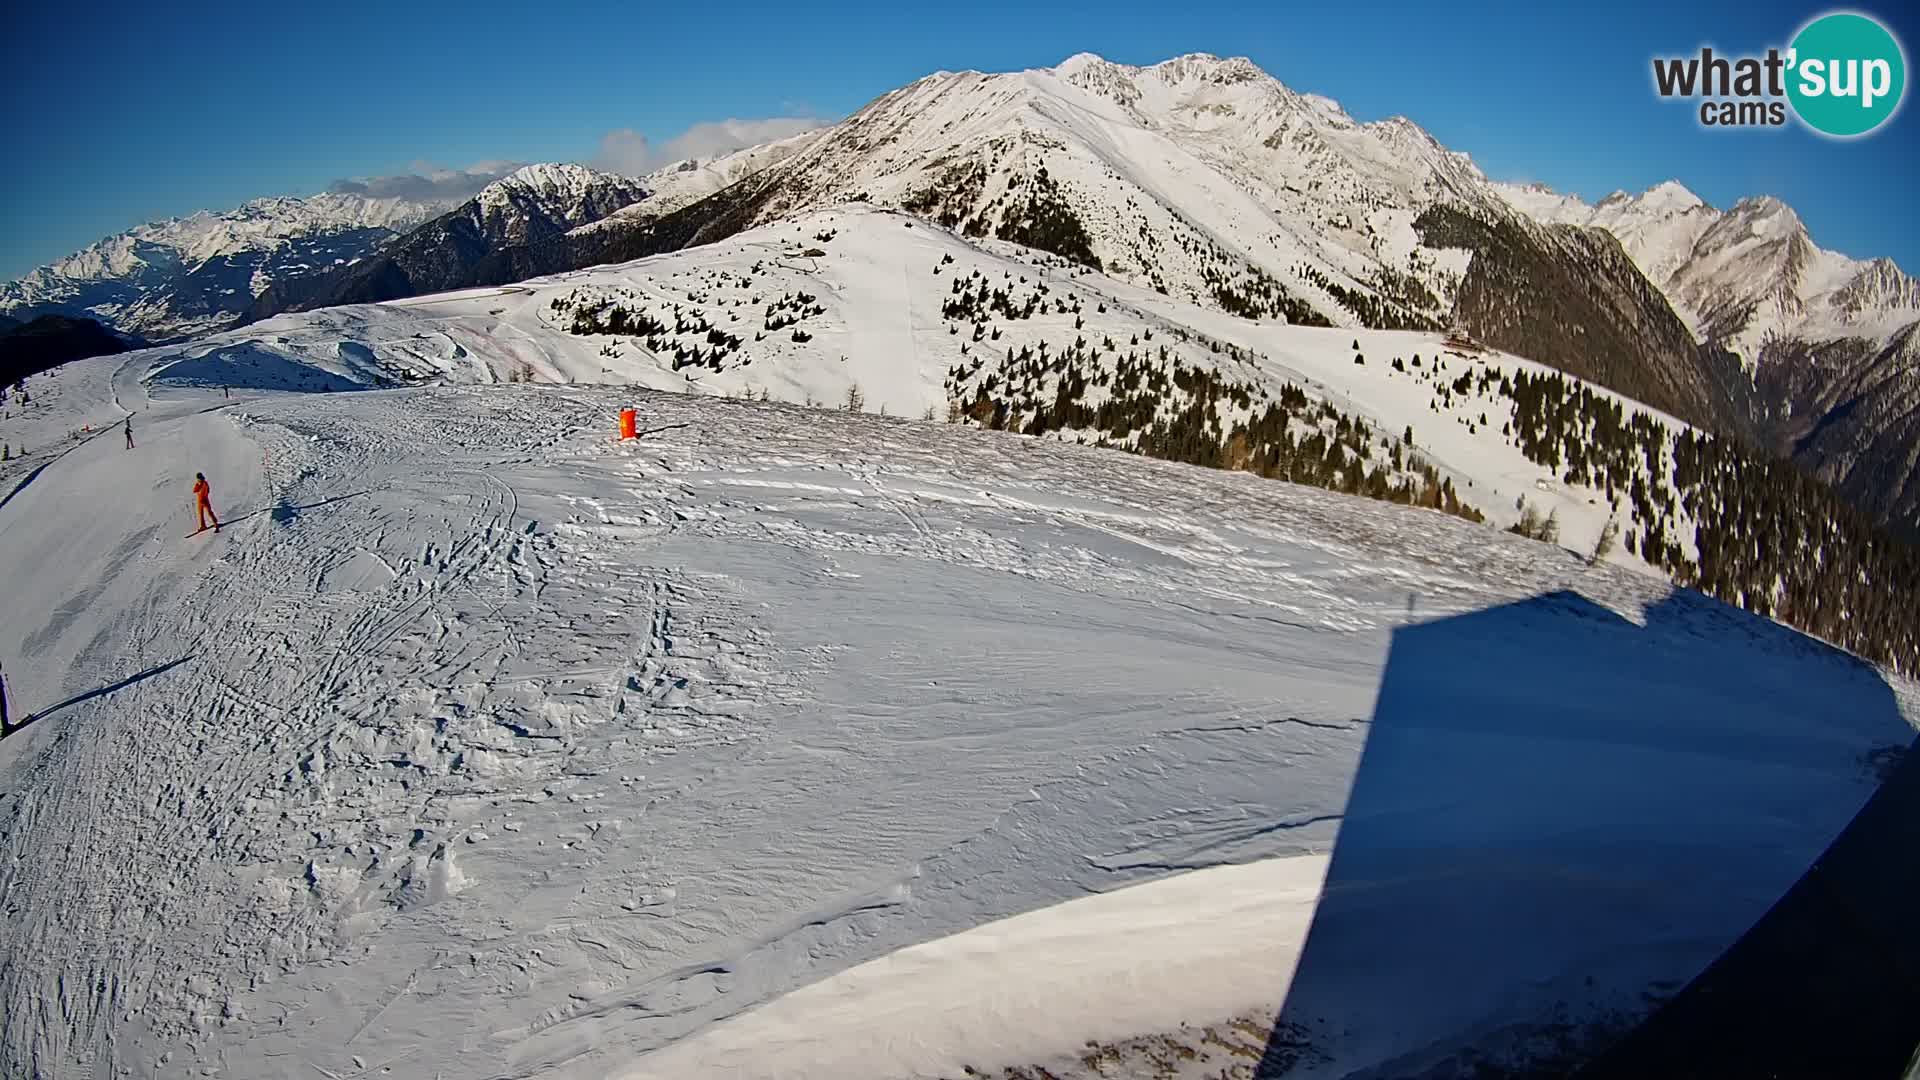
[1050,51,1263,85]
[1640,179,1706,213]
[464,163,650,237]
[1044,50,1317,128]
[1035,49,1479,209]
[481,163,627,205]
[1834,256,1920,314]
[1299,92,1350,120]
[1367,115,1437,141]
[1487,174,1916,357]
[1488,179,1585,221]
[1724,194,1803,237]
[1363,114,1469,171]
[1052,51,1118,78]
[1546,181,1695,219]
[1047,52,1145,105]
[1145,52,1266,85]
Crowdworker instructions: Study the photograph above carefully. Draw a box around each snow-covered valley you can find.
[2,286,1916,1077]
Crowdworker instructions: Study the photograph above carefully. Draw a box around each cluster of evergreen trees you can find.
[900,150,1107,270]
[1366,266,1443,321]
[1667,431,1920,669]
[1501,370,1664,503]
[552,279,828,375]
[1497,367,1920,672]
[903,159,992,234]
[945,332,1481,525]
[763,291,824,332]
[992,167,1102,272]
[942,268,1079,324]
[1206,260,1330,326]
[554,293,669,339]
[1294,263,1440,332]
[1411,204,1752,437]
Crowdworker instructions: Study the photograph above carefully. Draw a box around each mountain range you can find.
[247,163,652,317]
[1500,181,1920,530]
[5,52,1917,533]
[0,191,458,342]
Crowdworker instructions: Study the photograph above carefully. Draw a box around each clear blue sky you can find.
[3,0,1915,280]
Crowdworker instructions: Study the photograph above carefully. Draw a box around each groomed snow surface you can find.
[2,344,1916,1077]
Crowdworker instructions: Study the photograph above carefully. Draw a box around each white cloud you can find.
[327,161,525,202]
[322,114,829,205]
[592,116,824,176]
[593,129,656,176]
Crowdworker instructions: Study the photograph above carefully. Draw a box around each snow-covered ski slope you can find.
[1,332,1915,1078]
[120,205,1695,573]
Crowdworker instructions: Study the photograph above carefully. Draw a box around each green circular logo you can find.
[1787,12,1907,137]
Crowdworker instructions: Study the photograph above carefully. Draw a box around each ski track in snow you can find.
[1,354,1915,1079]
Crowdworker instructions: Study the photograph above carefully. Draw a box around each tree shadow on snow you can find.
[1253,588,1918,1078]
[3,654,196,739]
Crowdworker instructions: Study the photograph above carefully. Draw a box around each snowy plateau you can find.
[2,51,1919,1080]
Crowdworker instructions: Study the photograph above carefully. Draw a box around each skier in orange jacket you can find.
[193,473,221,533]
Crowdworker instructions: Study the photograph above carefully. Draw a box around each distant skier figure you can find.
[192,472,221,533]
[124,417,134,450]
[0,661,22,736]
[222,385,230,400]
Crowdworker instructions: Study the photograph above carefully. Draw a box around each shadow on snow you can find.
[1579,730,1920,1078]
[260,489,374,525]
[2,654,197,739]
[1253,588,1916,1077]
[149,344,366,395]
[201,489,374,529]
